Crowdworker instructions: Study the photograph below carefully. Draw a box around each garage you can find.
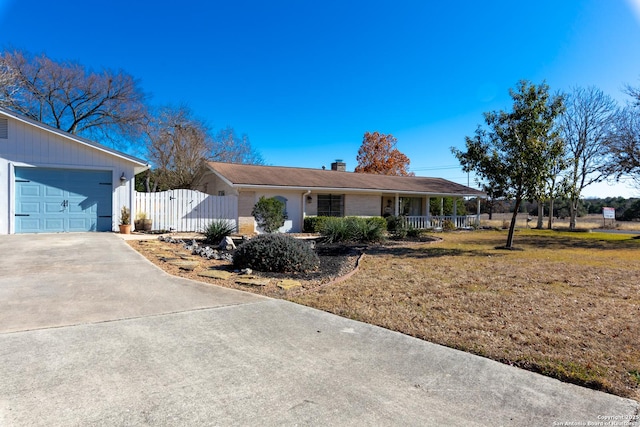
[15,168,113,233]
[0,107,149,235]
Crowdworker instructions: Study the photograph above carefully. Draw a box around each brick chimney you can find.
[331,159,346,171]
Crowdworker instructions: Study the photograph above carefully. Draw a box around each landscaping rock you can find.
[167,260,199,271]
[235,277,270,287]
[219,236,236,251]
[277,279,302,290]
[198,270,233,280]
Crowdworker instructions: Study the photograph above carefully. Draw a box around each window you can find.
[400,197,422,216]
[317,194,344,217]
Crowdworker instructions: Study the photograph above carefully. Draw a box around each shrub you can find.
[252,196,286,233]
[233,234,319,273]
[202,219,236,244]
[320,217,351,243]
[348,217,386,243]
[406,227,424,238]
[303,216,329,233]
[386,215,409,239]
[442,219,456,231]
[319,216,386,243]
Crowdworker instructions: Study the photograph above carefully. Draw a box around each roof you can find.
[0,106,149,172]
[205,161,486,197]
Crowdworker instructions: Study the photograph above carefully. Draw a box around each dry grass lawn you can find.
[292,230,640,401]
[130,229,640,401]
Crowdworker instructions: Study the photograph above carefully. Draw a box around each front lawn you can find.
[291,230,640,400]
[130,229,640,400]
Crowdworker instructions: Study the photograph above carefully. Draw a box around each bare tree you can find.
[144,106,212,190]
[560,87,617,230]
[0,60,17,100]
[607,105,640,186]
[211,126,265,165]
[0,50,147,146]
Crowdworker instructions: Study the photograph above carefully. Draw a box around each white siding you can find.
[0,115,144,234]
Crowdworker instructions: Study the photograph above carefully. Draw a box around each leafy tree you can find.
[428,197,466,216]
[252,196,286,233]
[354,131,414,176]
[0,50,147,147]
[560,87,618,230]
[452,80,565,248]
[620,199,640,221]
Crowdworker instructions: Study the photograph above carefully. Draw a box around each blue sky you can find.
[1,0,640,197]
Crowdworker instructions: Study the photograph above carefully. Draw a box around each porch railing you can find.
[404,215,479,230]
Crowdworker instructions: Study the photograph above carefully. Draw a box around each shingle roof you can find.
[205,162,485,197]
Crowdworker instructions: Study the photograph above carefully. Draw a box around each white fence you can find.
[405,215,479,230]
[135,190,237,232]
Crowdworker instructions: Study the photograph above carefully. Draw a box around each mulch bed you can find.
[127,237,366,297]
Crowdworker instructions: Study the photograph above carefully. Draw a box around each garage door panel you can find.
[44,218,64,231]
[19,184,41,197]
[15,168,113,233]
[44,202,65,213]
[68,218,94,232]
[19,202,41,214]
[45,187,64,197]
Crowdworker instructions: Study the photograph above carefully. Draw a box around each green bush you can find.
[386,215,409,239]
[442,219,456,231]
[303,216,329,233]
[319,216,386,243]
[319,217,351,243]
[252,196,286,233]
[233,234,319,273]
[202,219,236,244]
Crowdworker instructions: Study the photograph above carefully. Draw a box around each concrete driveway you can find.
[0,233,637,426]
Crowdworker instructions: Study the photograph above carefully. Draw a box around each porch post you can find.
[453,197,458,228]
[440,197,444,216]
[395,193,400,216]
[426,197,431,226]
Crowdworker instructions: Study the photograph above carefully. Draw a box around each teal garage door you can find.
[15,168,113,233]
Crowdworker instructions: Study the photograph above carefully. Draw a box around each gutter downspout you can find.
[302,190,311,232]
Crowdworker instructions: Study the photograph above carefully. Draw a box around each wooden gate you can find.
[135,190,237,232]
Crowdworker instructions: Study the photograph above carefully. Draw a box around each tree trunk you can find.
[488,199,493,220]
[536,200,544,229]
[505,198,521,249]
[547,199,555,229]
[569,198,578,230]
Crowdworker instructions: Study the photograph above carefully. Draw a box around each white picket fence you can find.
[135,190,237,232]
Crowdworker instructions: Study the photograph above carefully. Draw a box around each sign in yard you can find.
[602,207,615,219]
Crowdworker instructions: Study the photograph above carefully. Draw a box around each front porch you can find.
[383,194,482,230]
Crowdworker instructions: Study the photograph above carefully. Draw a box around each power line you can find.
[409,165,462,172]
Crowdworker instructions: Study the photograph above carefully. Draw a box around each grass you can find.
[130,228,640,401]
[291,229,640,400]
[481,213,640,231]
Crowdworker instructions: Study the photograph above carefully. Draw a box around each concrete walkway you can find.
[0,233,637,426]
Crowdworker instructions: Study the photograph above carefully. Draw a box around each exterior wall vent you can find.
[0,118,7,139]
